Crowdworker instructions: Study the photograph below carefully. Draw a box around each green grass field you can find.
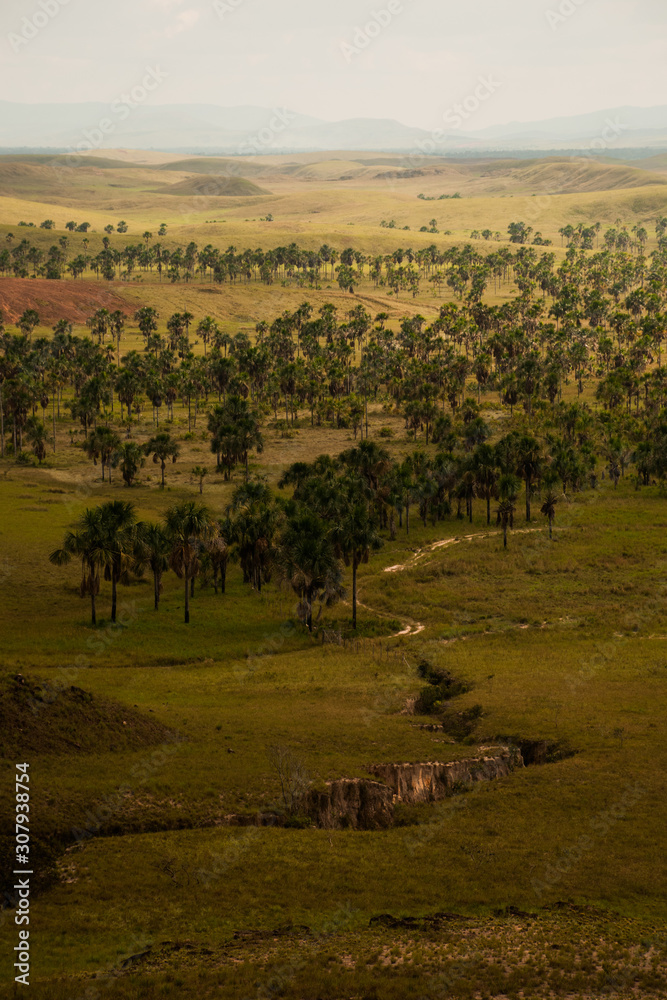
[1,150,666,999]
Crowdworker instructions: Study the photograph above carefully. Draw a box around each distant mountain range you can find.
[1,101,666,153]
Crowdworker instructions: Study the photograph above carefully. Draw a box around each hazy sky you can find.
[1,0,665,129]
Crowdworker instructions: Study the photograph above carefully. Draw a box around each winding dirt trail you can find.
[384,527,546,576]
[362,526,547,639]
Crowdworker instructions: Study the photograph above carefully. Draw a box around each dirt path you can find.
[361,526,547,640]
[384,527,546,575]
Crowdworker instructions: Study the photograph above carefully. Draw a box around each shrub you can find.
[414,660,472,715]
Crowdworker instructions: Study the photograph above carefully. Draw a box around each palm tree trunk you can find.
[549,515,553,540]
[184,572,190,624]
[154,571,160,610]
[503,524,508,549]
[161,461,166,488]
[352,560,358,630]
[525,477,531,522]
[91,591,97,626]
[487,495,491,525]
[111,574,117,623]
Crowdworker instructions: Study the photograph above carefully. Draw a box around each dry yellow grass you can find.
[0,151,666,249]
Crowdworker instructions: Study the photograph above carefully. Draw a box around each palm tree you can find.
[397,459,416,536]
[516,435,542,522]
[226,483,278,593]
[98,500,140,623]
[134,306,159,346]
[181,311,194,348]
[192,465,208,494]
[137,522,170,610]
[25,416,49,463]
[280,509,344,632]
[164,501,215,623]
[115,368,140,434]
[540,490,559,540]
[472,443,499,525]
[332,502,382,629]
[236,412,264,483]
[496,474,520,550]
[84,426,121,482]
[49,508,105,625]
[208,396,263,482]
[18,309,40,340]
[196,316,218,356]
[114,442,145,487]
[203,532,229,595]
[145,432,179,488]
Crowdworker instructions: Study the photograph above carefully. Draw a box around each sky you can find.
[1,0,665,130]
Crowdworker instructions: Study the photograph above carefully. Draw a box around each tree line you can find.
[2,216,665,298]
[49,434,584,633]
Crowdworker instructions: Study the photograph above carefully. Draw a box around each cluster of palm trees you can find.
[3,278,667,498]
[50,499,223,626]
[83,427,180,488]
[47,464,378,632]
[2,209,667,510]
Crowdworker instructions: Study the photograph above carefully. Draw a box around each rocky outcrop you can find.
[297,748,523,830]
[367,747,524,805]
[301,779,395,830]
[496,738,575,766]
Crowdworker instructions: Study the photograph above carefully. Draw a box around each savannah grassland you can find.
[0,149,666,999]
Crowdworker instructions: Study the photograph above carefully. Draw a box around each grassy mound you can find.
[159,157,268,177]
[0,673,174,757]
[160,175,270,197]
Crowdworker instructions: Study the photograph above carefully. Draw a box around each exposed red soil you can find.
[0,277,133,325]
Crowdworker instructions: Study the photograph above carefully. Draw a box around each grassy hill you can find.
[0,150,666,242]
